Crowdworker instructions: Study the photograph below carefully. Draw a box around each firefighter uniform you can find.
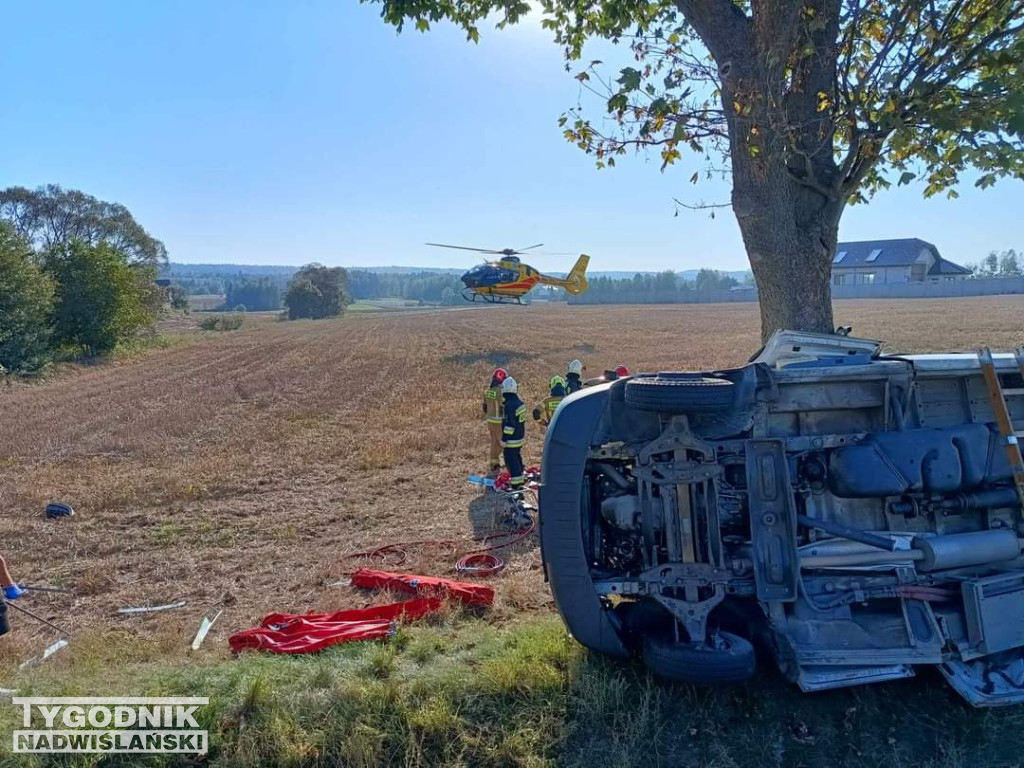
[483,378,505,471]
[501,384,527,489]
[532,377,567,427]
[566,360,584,394]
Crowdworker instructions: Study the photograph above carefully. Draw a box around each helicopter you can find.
[425,242,590,304]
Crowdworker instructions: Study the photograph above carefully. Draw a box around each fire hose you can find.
[346,488,539,577]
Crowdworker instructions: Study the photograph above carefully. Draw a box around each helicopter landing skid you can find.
[462,291,527,305]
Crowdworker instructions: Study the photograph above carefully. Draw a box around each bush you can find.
[45,241,156,355]
[198,313,244,331]
[0,222,55,373]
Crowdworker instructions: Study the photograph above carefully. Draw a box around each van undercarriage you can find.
[539,332,1024,705]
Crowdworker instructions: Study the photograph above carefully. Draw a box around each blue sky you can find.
[2,1,1021,272]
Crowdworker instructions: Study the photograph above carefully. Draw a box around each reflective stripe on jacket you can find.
[483,386,503,423]
[532,396,564,425]
[501,394,526,448]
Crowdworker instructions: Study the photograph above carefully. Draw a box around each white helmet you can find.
[568,359,583,375]
[502,376,518,394]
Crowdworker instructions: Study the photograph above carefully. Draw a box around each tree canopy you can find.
[0,184,168,267]
[368,0,1024,338]
[284,264,352,320]
[45,241,158,355]
[0,223,54,373]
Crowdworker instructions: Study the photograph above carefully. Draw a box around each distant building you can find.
[831,238,970,286]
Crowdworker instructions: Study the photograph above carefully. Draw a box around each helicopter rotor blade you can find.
[425,243,503,254]
[529,251,577,256]
[517,243,544,252]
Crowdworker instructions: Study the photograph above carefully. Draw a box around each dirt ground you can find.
[1,297,1022,668]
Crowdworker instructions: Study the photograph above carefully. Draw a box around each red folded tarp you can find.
[229,570,493,654]
[350,568,495,606]
[228,597,441,654]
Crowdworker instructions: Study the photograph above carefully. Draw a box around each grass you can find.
[3,297,1024,765]
[5,615,1024,767]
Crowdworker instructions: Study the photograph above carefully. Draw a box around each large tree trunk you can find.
[732,166,841,342]
[677,0,845,342]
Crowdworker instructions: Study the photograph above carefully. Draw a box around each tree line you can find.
[964,249,1023,277]
[0,185,165,374]
[165,267,467,307]
[568,269,742,304]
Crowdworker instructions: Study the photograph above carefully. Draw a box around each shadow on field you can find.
[561,650,1024,768]
[444,349,535,367]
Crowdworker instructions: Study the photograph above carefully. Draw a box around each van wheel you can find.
[642,631,756,684]
[625,374,735,413]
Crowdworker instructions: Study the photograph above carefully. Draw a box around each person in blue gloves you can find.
[1,554,25,636]
[1,555,23,599]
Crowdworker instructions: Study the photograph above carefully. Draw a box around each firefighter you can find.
[532,375,567,427]
[0,553,24,637]
[500,377,527,490]
[566,359,584,394]
[483,368,508,473]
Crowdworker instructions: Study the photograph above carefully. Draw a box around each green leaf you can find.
[617,67,641,92]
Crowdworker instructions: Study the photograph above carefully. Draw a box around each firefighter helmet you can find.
[550,375,566,390]
[614,365,630,377]
[502,376,518,394]
[568,359,583,375]
[492,367,509,382]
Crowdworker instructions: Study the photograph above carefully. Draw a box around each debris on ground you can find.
[190,609,223,651]
[19,639,70,670]
[118,600,186,615]
[44,502,75,519]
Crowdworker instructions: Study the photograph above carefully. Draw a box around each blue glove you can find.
[3,584,26,600]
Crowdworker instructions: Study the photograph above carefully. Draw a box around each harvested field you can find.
[1,296,1022,667]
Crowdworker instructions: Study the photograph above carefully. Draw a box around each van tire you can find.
[625,375,735,413]
[642,631,756,684]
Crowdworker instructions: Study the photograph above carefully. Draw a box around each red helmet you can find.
[492,367,509,382]
[614,365,631,377]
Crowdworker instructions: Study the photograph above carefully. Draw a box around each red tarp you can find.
[228,570,493,654]
[228,598,441,654]
[350,568,495,606]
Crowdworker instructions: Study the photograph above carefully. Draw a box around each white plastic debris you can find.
[19,639,70,670]
[118,601,186,615]
[190,609,223,651]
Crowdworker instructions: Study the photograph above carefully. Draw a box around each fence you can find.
[568,277,1024,305]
